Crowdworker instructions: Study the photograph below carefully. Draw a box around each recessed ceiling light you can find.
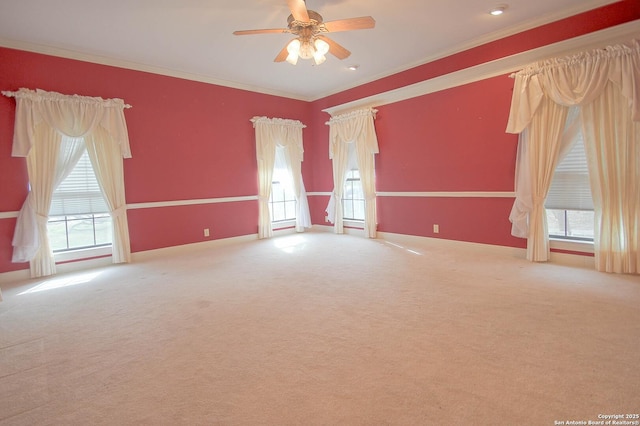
[490,4,508,16]
[348,65,359,71]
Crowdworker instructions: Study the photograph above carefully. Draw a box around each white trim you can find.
[378,231,526,258]
[0,233,260,285]
[307,192,515,198]
[272,219,296,231]
[376,191,515,198]
[54,245,113,264]
[0,195,259,220]
[0,38,310,102]
[323,20,640,116]
[127,195,257,210]
[0,229,599,286]
[131,233,258,262]
[549,238,594,255]
[311,0,623,100]
[377,231,596,270]
[0,1,623,103]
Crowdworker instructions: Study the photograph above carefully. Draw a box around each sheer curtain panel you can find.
[325,108,379,237]
[251,116,311,239]
[506,39,640,273]
[2,88,133,278]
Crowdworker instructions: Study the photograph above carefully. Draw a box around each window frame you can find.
[342,169,365,222]
[269,179,297,224]
[47,147,113,256]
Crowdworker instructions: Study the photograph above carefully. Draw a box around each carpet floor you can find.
[1,232,639,425]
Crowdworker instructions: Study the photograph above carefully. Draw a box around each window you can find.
[48,148,112,251]
[269,179,297,222]
[269,147,297,223]
[342,169,365,221]
[545,134,593,241]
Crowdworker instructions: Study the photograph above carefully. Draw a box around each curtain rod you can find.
[2,89,132,108]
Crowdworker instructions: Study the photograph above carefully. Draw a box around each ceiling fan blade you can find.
[233,28,288,35]
[317,35,351,60]
[323,16,376,32]
[274,45,289,62]
[287,0,310,22]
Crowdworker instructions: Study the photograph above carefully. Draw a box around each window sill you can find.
[54,245,112,264]
[272,220,296,230]
[343,219,364,229]
[549,238,594,255]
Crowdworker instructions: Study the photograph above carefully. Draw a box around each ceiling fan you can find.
[233,0,375,65]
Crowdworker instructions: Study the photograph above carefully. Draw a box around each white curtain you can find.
[251,116,311,239]
[325,108,379,238]
[582,82,640,273]
[506,39,640,272]
[3,88,133,278]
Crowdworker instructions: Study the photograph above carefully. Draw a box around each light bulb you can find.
[286,52,299,65]
[313,51,326,65]
[314,38,330,55]
[299,40,314,59]
[287,39,301,54]
[490,5,507,15]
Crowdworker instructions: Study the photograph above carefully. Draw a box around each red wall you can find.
[307,0,639,246]
[1,1,638,274]
[0,48,311,273]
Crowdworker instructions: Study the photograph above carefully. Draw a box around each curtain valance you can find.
[2,88,132,158]
[506,38,640,273]
[506,39,640,134]
[3,88,133,277]
[326,108,379,159]
[251,116,311,238]
[325,108,379,238]
[251,116,306,129]
[251,116,306,164]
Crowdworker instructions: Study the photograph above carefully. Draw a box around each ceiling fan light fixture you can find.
[314,38,330,55]
[299,40,315,60]
[286,52,299,65]
[313,51,326,65]
[286,39,301,65]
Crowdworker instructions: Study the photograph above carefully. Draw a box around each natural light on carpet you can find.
[19,271,103,295]
[273,235,307,253]
[383,241,422,256]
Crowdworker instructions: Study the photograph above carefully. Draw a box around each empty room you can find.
[1,0,639,424]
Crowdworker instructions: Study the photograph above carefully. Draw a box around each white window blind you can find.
[545,136,593,211]
[50,149,109,216]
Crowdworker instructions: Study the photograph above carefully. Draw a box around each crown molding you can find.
[0,38,311,102]
[323,20,640,116]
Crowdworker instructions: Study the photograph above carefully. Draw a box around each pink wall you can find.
[307,1,639,247]
[0,48,311,273]
[1,1,638,274]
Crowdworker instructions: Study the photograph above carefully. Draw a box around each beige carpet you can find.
[1,232,639,425]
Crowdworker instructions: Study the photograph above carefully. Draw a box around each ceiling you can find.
[0,0,622,101]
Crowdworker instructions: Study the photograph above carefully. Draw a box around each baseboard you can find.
[131,233,260,262]
[377,232,527,259]
[0,228,598,288]
[377,231,596,270]
[0,255,115,286]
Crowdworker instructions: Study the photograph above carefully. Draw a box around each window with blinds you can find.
[48,149,112,251]
[50,149,108,216]
[545,135,594,240]
[545,137,593,211]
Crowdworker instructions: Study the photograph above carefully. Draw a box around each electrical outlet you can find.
[433,224,439,234]
[204,228,210,237]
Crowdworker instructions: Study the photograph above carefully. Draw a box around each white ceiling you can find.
[0,0,622,100]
